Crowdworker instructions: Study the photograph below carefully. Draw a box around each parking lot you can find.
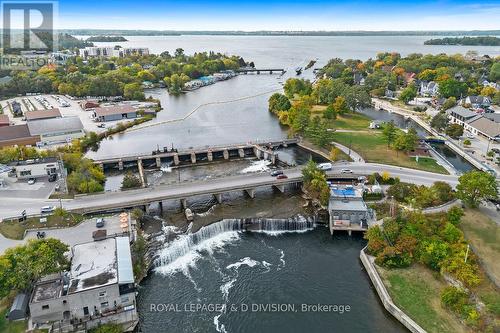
[0,175,57,199]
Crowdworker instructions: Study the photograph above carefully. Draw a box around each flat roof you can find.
[68,238,117,293]
[25,108,61,121]
[32,275,63,303]
[0,124,34,141]
[116,237,134,284]
[329,199,368,212]
[446,106,476,119]
[27,116,84,136]
[94,105,136,117]
[9,157,58,167]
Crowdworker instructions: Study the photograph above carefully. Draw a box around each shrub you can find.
[121,172,142,190]
[447,206,464,225]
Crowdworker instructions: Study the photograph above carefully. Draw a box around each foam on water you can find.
[240,159,272,173]
[226,257,260,270]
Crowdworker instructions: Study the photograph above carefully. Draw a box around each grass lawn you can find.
[310,106,372,131]
[331,131,448,174]
[0,214,84,240]
[378,264,468,333]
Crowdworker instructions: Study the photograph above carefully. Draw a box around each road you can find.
[0,163,459,221]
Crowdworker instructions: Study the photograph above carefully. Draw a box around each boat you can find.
[295,67,302,75]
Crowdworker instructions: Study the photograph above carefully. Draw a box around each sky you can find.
[54,0,500,31]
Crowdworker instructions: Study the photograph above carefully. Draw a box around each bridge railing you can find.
[93,138,298,162]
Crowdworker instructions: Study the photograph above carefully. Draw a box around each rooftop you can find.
[68,238,117,293]
[0,114,9,124]
[0,124,35,141]
[446,105,477,119]
[329,199,368,212]
[31,274,64,303]
[27,116,84,136]
[94,105,136,117]
[25,108,61,121]
[9,157,58,167]
[468,116,500,138]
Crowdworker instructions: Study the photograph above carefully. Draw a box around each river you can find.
[85,35,492,332]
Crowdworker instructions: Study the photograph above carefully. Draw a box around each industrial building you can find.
[27,116,85,145]
[9,157,60,179]
[93,105,138,122]
[25,109,62,122]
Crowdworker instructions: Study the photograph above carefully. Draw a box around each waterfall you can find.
[154,216,315,272]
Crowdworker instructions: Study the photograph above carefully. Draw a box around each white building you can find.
[420,81,439,97]
[30,237,138,332]
[79,47,149,58]
[27,117,85,146]
[9,157,59,180]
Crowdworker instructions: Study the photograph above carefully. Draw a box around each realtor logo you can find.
[1,1,57,69]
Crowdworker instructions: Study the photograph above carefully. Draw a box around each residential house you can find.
[93,105,138,122]
[460,96,491,110]
[328,185,375,235]
[29,237,138,332]
[402,72,416,85]
[353,73,365,85]
[385,89,396,99]
[0,124,39,147]
[446,106,477,126]
[27,116,85,145]
[420,81,439,97]
[25,109,62,122]
[9,157,59,179]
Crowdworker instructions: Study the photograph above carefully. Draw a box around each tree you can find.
[439,79,468,98]
[329,147,341,161]
[490,62,500,82]
[456,171,498,207]
[399,83,417,104]
[332,96,349,115]
[283,78,312,99]
[323,104,337,119]
[430,112,449,131]
[463,139,471,146]
[382,121,397,147]
[121,171,142,189]
[445,123,464,139]
[268,93,291,115]
[164,73,189,95]
[301,160,330,206]
[123,83,145,100]
[447,206,464,226]
[441,97,456,111]
[432,181,454,203]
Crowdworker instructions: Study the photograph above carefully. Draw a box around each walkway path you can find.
[332,141,365,163]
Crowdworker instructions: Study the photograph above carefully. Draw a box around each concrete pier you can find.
[118,160,124,171]
[245,188,255,198]
[214,193,222,203]
[207,151,213,161]
[223,149,229,160]
[273,184,285,193]
[190,152,196,164]
[173,154,180,166]
[137,159,147,188]
[238,148,244,158]
[181,198,187,209]
[156,157,161,168]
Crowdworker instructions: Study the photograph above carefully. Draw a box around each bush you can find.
[447,206,464,225]
[121,172,142,190]
[441,286,469,312]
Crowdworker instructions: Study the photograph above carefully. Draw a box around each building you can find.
[79,46,149,58]
[93,105,138,122]
[0,124,39,147]
[459,96,491,110]
[0,114,10,127]
[27,116,85,145]
[420,81,439,97]
[29,237,138,332]
[9,157,59,179]
[446,106,477,126]
[25,109,62,122]
[464,113,500,142]
[11,101,23,117]
[8,293,29,321]
[328,185,375,235]
[353,73,365,85]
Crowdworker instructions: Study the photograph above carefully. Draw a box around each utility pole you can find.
[464,244,470,263]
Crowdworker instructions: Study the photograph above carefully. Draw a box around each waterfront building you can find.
[459,95,492,110]
[79,46,149,59]
[0,124,39,147]
[8,157,59,180]
[29,237,138,332]
[92,105,138,122]
[27,116,85,146]
[446,106,477,126]
[25,109,62,122]
[464,114,500,142]
[328,185,375,235]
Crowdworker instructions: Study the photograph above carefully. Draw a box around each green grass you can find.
[0,302,26,333]
[411,157,448,174]
[379,265,468,333]
[310,106,372,130]
[331,131,448,174]
[0,213,84,240]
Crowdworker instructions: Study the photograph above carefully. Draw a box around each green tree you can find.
[490,62,500,81]
[121,171,142,189]
[301,160,330,206]
[399,83,417,104]
[268,93,291,114]
[323,104,337,119]
[447,206,464,225]
[382,121,397,148]
[283,78,312,99]
[456,171,498,207]
[445,123,464,139]
[430,112,449,131]
[123,82,145,100]
[332,96,349,115]
[441,96,456,111]
[439,79,468,98]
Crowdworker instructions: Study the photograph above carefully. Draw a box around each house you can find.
[460,96,491,110]
[11,101,22,116]
[431,97,447,109]
[385,89,396,99]
[353,73,365,85]
[403,72,416,85]
[420,81,439,97]
[9,157,59,179]
[27,116,85,145]
[93,105,138,122]
[29,237,138,332]
[464,113,500,142]
[0,114,10,127]
[328,185,375,235]
[0,124,39,148]
[25,108,61,122]
[446,106,477,126]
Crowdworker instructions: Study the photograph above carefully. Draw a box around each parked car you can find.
[277,174,288,179]
[40,206,55,214]
[97,123,106,128]
[318,163,332,171]
[270,170,284,177]
[95,218,105,228]
[48,174,57,182]
[340,169,353,174]
[27,177,36,185]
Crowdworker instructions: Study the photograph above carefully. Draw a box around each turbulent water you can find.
[138,218,406,333]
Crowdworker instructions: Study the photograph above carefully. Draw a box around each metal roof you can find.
[25,108,61,121]
[94,105,136,117]
[27,116,83,136]
[116,236,134,284]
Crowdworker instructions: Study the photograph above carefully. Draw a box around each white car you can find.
[340,169,353,174]
[318,163,332,171]
[40,206,56,214]
[27,177,36,185]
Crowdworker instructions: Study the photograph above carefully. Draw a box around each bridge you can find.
[0,163,460,221]
[236,68,285,75]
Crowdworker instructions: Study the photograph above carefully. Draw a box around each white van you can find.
[318,163,332,171]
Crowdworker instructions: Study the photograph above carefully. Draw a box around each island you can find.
[86,36,128,42]
[424,36,500,46]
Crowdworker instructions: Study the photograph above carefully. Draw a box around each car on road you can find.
[97,123,106,128]
[48,174,57,182]
[270,170,284,177]
[340,169,353,174]
[27,177,36,185]
[40,206,55,214]
[277,174,288,179]
[318,163,332,171]
[95,218,105,228]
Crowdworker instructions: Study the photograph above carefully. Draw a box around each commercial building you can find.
[79,46,149,58]
[25,109,62,122]
[446,106,477,126]
[0,114,10,127]
[0,124,39,148]
[27,116,85,145]
[328,185,375,235]
[93,105,138,122]
[30,237,138,332]
[464,113,500,141]
[9,157,59,179]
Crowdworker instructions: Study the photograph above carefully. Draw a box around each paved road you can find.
[0,163,459,221]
